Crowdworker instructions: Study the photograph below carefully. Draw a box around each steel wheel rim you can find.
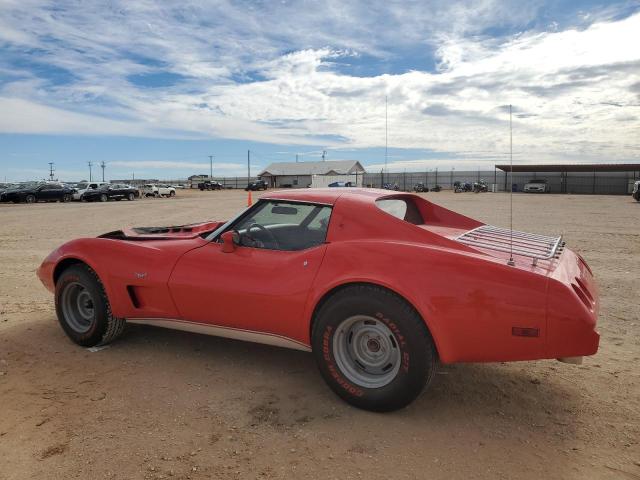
[332,315,401,389]
[61,282,95,333]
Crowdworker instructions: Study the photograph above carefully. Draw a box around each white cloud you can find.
[0,1,638,166]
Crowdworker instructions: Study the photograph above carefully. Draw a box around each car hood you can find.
[98,220,225,240]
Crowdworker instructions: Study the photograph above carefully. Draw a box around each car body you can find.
[198,180,223,191]
[413,183,429,192]
[0,182,74,203]
[328,181,354,187]
[83,184,139,202]
[633,181,640,201]
[524,179,549,193]
[142,184,176,197]
[245,180,268,191]
[38,188,599,411]
[73,181,109,200]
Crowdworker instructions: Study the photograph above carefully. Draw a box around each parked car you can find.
[633,181,640,201]
[328,181,354,187]
[198,180,223,191]
[382,182,399,191]
[142,184,176,197]
[73,181,109,200]
[413,183,429,192]
[83,184,139,202]
[245,180,268,191]
[431,185,442,192]
[524,179,549,193]
[38,188,599,412]
[0,182,74,204]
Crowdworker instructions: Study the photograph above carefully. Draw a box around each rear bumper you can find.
[546,250,600,359]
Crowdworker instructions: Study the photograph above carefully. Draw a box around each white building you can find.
[258,160,366,188]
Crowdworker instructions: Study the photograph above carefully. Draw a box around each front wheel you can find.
[169,190,175,197]
[127,193,135,201]
[100,194,108,202]
[312,285,437,412]
[55,264,125,347]
[25,194,36,204]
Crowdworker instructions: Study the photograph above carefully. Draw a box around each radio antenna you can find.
[507,104,515,266]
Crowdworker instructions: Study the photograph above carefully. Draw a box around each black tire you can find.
[100,194,108,202]
[169,190,175,197]
[62,194,72,203]
[55,264,125,347]
[25,194,36,204]
[311,285,437,412]
[127,193,135,201]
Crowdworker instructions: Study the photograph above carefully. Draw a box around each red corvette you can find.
[37,188,599,411]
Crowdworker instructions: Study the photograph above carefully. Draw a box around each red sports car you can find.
[37,189,599,411]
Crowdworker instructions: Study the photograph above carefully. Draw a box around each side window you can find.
[230,201,332,251]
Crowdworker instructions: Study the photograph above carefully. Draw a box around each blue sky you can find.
[0,0,638,181]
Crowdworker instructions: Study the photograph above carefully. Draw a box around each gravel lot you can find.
[0,189,638,480]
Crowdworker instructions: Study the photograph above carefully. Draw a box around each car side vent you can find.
[571,283,592,310]
[126,286,141,308]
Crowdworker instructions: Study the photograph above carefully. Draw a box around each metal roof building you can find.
[493,163,640,194]
[258,160,366,188]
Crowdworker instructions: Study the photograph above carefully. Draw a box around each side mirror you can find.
[220,231,237,253]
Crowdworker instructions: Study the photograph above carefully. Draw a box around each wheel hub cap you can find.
[60,282,95,333]
[332,315,401,389]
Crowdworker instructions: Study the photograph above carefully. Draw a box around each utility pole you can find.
[296,154,299,163]
[247,150,251,185]
[100,161,106,182]
[322,150,326,161]
[48,162,55,181]
[88,161,93,182]
[209,155,214,179]
[385,95,388,185]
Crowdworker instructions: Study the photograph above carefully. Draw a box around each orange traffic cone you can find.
[247,190,253,206]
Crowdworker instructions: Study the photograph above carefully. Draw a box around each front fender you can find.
[38,237,207,319]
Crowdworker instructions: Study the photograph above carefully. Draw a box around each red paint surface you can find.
[37,189,599,363]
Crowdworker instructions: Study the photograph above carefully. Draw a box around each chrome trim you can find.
[457,225,564,262]
[126,318,311,352]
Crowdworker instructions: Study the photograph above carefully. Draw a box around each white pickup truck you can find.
[142,184,176,197]
[73,181,109,200]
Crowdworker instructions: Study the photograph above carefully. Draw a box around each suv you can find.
[245,180,268,191]
[524,179,548,193]
[73,181,109,200]
[142,184,176,197]
[198,180,223,190]
[633,181,640,202]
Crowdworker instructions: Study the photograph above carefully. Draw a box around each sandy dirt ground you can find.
[0,189,638,480]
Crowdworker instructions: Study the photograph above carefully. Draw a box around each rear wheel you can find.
[100,194,108,202]
[55,264,125,347]
[127,192,135,201]
[312,285,437,412]
[25,194,36,204]
[169,190,175,197]
[62,194,72,202]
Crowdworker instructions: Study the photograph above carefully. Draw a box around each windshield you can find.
[529,179,547,184]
